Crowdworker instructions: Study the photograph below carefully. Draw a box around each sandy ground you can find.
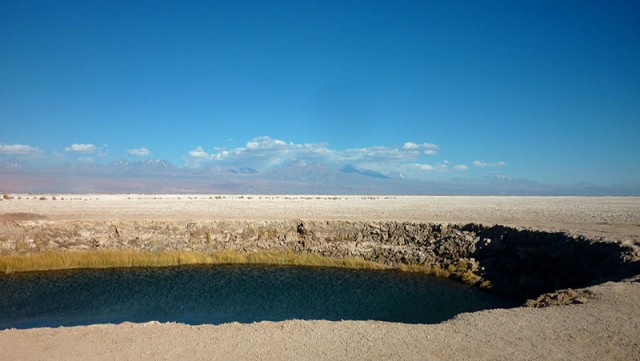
[1,195,639,360]
[1,194,639,241]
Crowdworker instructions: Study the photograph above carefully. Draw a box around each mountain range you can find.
[0,158,638,195]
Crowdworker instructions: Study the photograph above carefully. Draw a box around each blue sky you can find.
[1,1,639,184]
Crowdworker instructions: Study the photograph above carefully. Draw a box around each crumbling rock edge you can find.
[1,219,639,303]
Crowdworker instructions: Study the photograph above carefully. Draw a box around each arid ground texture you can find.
[0,195,639,360]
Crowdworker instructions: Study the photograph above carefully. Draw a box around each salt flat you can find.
[1,194,639,241]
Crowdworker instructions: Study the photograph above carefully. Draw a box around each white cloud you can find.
[185,136,334,168]
[473,160,506,168]
[246,136,286,150]
[184,135,445,174]
[402,142,420,150]
[185,136,438,170]
[405,160,450,173]
[402,141,439,155]
[127,147,150,157]
[340,146,407,162]
[412,163,434,171]
[454,164,469,170]
[65,143,96,153]
[188,146,209,158]
[0,143,42,155]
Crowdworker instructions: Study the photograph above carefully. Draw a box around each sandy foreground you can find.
[1,195,639,360]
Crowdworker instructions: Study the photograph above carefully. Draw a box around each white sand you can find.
[2,194,639,241]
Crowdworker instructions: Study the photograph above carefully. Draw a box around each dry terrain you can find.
[1,195,639,360]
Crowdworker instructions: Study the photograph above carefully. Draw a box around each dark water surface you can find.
[0,265,517,329]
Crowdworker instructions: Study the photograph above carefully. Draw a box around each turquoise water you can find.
[0,265,517,329]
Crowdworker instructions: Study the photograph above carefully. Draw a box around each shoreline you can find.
[0,249,388,274]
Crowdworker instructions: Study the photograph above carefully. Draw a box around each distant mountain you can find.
[1,156,639,195]
[446,174,555,195]
[105,159,179,175]
[266,159,337,182]
[130,159,177,171]
[0,158,33,171]
[561,180,640,196]
[258,159,410,194]
[109,159,130,168]
[485,173,514,181]
[47,158,178,175]
[205,166,258,175]
[51,162,104,173]
[388,171,408,179]
[340,164,390,179]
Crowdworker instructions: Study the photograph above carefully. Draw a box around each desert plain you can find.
[0,194,639,360]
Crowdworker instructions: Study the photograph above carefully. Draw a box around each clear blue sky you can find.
[1,0,639,184]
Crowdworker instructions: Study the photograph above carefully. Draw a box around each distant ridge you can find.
[205,166,258,175]
[0,157,638,195]
[341,164,390,179]
[266,159,336,182]
[109,159,130,168]
[130,159,177,171]
[0,158,33,171]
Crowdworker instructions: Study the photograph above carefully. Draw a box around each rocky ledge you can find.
[1,216,639,302]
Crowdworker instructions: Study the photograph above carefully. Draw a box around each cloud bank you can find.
[0,143,42,156]
[401,142,439,155]
[184,136,455,177]
[473,160,506,168]
[127,147,150,157]
[0,137,507,180]
[65,143,97,153]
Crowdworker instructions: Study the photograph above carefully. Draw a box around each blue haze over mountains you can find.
[0,158,638,196]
